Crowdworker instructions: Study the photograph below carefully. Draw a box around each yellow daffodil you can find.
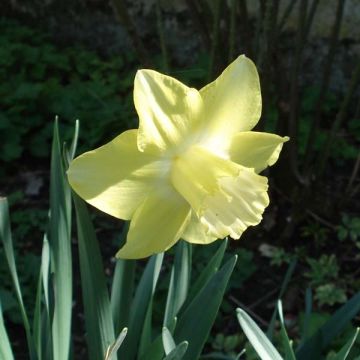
[67,55,288,259]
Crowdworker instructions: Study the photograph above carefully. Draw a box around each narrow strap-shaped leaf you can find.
[73,194,115,360]
[299,288,312,346]
[138,298,154,357]
[0,197,37,359]
[331,328,359,360]
[121,253,164,360]
[175,255,237,360]
[49,119,73,360]
[296,291,360,359]
[267,259,297,339]
[277,301,296,360]
[111,223,136,334]
[185,239,227,308]
[163,341,188,360]
[33,235,52,360]
[237,308,283,360]
[68,119,80,162]
[111,258,136,333]
[138,334,164,360]
[0,300,14,360]
[235,349,246,359]
[164,241,191,329]
[41,236,51,317]
[162,327,176,355]
[105,327,128,360]
[33,267,43,359]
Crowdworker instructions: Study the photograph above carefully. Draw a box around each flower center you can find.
[170,145,269,239]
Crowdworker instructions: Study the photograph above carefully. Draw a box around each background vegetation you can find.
[0,0,359,358]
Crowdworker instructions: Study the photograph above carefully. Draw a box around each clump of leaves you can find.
[305,255,347,306]
[0,19,138,172]
[337,214,360,249]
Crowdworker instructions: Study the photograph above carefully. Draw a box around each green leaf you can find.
[105,327,128,360]
[164,241,191,329]
[299,288,313,345]
[68,119,79,161]
[163,341,188,360]
[237,308,284,360]
[185,239,227,307]
[0,300,14,360]
[49,119,73,360]
[162,327,176,355]
[0,197,37,359]
[73,194,115,360]
[138,299,154,357]
[121,253,164,360]
[41,236,51,317]
[111,258,136,334]
[296,291,360,359]
[267,260,297,339]
[277,301,296,360]
[33,262,43,359]
[175,255,237,360]
[111,223,136,335]
[331,328,359,360]
[34,236,52,360]
[138,335,164,360]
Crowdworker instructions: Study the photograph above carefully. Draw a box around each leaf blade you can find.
[49,119,73,360]
[73,194,115,360]
[237,308,283,360]
[175,255,237,360]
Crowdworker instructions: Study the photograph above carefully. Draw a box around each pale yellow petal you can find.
[116,190,191,259]
[134,69,203,152]
[229,132,289,173]
[199,55,261,153]
[200,168,269,239]
[181,211,218,244]
[67,130,170,220]
[171,145,269,240]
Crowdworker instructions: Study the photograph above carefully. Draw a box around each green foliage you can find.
[305,255,347,306]
[337,215,360,247]
[305,255,339,286]
[0,250,39,324]
[301,222,330,248]
[0,19,136,169]
[237,296,360,360]
[315,284,347,307]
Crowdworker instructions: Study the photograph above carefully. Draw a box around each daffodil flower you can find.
[67,55,288,259]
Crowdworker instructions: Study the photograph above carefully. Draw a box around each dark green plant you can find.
[0,19,137,172]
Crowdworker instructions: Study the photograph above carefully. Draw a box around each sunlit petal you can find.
[182,211,218,244]
[199,55,261,154]
[134,69,203,152]
[171,145,269,240]
[116,189,191,259]
[67,130,170,220]
[229,132,289,172]
[200,169,269,239]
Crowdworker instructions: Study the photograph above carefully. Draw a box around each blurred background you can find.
[1,0,359,358]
